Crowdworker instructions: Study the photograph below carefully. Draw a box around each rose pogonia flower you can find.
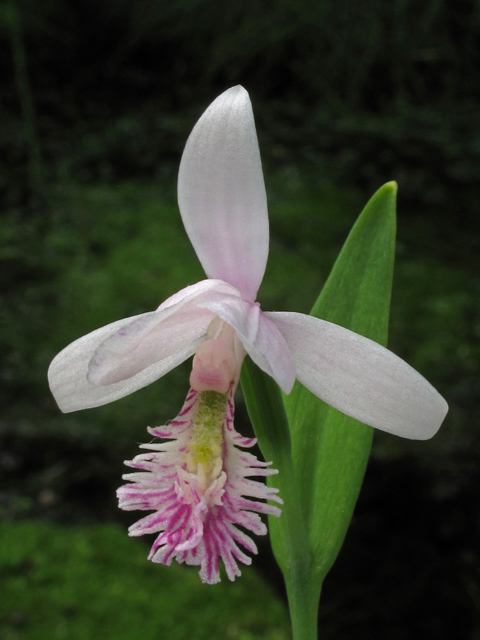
[48,86,448,583]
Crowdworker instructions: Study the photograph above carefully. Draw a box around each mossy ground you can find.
[0,521,290,640]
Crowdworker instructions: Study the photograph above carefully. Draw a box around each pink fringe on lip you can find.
[117,387,282,584]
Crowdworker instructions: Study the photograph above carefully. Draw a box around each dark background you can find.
[1,1,480,638]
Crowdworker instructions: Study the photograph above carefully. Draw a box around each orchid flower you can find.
[48,86,448,584]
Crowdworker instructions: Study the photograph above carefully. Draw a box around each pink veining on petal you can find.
[117,387,282,584]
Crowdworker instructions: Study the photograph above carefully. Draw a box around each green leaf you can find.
[240,357,300,571]
[284,181,397,585]
[242,182,398,639]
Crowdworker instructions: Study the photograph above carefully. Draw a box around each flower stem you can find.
[241,358,320,640]
[286,571,321,640]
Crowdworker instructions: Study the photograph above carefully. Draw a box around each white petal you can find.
[87,306,214,387]
[267,312,448,440]
[198,293,296,394]
[48,280,237,413]
[178,86,269,301]
[48,309,211,413]
[155,279,239,313]
[88,279,239,387]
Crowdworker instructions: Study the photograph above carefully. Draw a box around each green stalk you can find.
[241,358,319,640]
[286,578,321,640]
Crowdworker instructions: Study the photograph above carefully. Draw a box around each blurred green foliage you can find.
[0,521,291,640]
[1,1,480,636]
[1,0,480,220]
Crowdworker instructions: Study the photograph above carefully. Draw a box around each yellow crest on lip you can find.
[186,390,227,480]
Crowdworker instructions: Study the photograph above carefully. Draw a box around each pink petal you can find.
[48,280,237,413]
[268,312,448,440]
[178,86,269,302]
[198,293,296,393]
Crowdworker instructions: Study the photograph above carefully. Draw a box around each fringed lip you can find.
[117,387,281,584]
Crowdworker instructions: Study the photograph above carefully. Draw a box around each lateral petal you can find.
[48,280,237,413]
[178,86,269,302]
[198,293,296,394]
[267,312,448,440]
[48,308,212,413]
